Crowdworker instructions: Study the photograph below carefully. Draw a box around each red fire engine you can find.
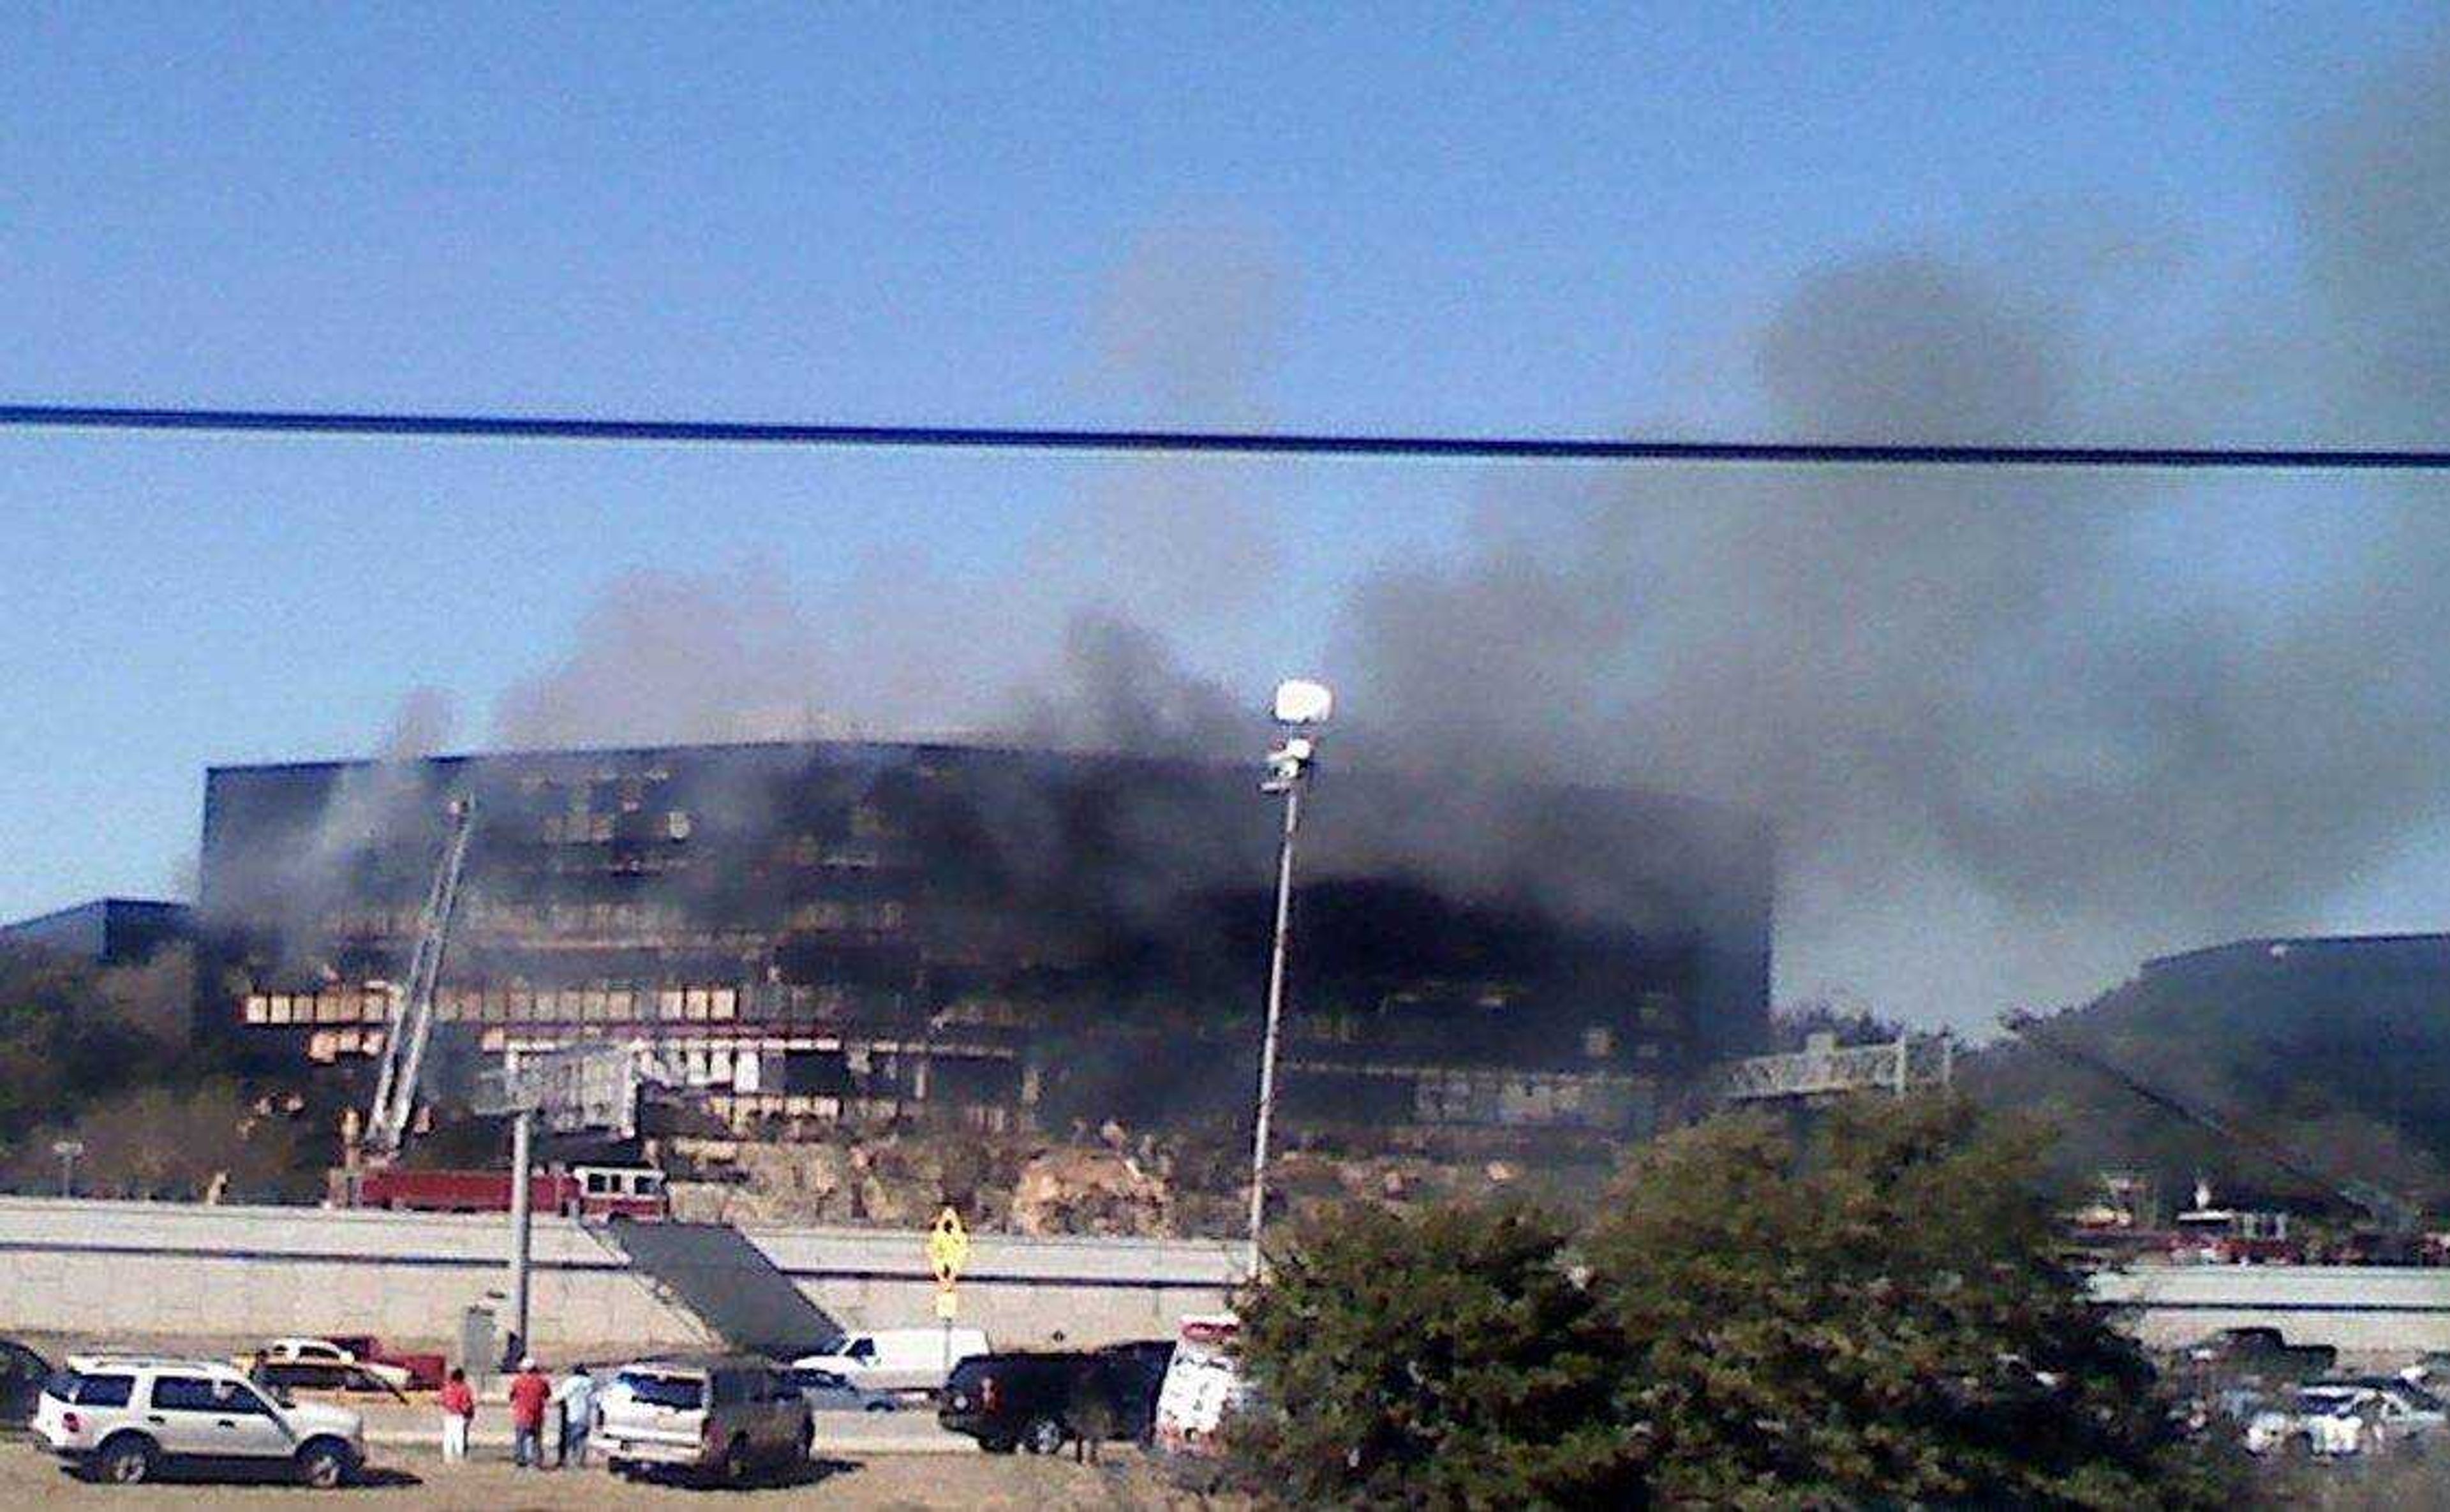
[351,1164,668,1220]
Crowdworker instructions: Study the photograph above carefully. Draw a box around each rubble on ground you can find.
[658,1120,1563,1237]
[1008,1146,1173,1236]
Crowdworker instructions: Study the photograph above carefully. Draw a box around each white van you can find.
[791,1328,990,1395]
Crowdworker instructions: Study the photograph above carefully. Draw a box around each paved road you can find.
[354,1400,974,1455]
[1,1436,1198,1508]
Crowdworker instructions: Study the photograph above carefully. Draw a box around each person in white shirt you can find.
[552,1365,596,1469]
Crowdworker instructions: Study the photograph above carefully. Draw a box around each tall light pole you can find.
[1247,679,1332,1279]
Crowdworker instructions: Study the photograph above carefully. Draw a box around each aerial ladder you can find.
[2001,1009,2419,1235]
[360,796,477,1166]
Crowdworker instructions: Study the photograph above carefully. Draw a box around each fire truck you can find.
[351,1164,668,1219]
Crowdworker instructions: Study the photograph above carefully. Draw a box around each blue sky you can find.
[3,4,2444,1015]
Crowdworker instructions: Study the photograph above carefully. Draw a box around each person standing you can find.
[508,1357,552,1469]
[554,1365,596,1469]
[438,1367,476,1464]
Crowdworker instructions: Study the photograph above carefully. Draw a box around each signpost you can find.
[473,1041,665,1363]
[928,1208,969,1372]
[51,1139,84,1198]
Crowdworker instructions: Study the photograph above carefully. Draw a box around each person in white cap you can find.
[508,1356,551,1469]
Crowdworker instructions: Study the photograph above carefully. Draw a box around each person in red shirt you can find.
[508,1358,552,1469]
[438,1367,476,1463]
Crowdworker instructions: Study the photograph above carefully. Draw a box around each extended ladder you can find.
[363,796,476,1162]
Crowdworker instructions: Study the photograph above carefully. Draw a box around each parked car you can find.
[237,1338,413,1393]
[791,1328,990,1395]
[937,1344,1169,1455]
[1,1337,52,1427]
[2245,1380,2447,1458]
[597,1355,812,1485]
[322,1335,446,1391]
[253,1360,409,1402]
[786,1365,900,1413]
[32,1354,364,1487]
[2183,1326,2337,1383]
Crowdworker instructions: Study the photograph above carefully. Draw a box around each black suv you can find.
[938,1342,1173,1455]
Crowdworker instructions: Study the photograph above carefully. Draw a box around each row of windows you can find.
[55,1374,275,1414]
[246,984,744,1026]
[1411,1070,1642,1129]
[540,810,693,843]
[778,838,887,870]
[323,897,910,940]
[787,900,907,931]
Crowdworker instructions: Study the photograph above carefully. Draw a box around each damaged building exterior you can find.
[198,739,1772,1142]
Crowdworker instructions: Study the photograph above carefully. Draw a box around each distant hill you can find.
[1964,935,2450,1219]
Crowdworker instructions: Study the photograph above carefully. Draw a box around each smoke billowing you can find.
[464,41,2450,1028]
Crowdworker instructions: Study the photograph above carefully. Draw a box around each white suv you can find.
[32,1354,366,1488]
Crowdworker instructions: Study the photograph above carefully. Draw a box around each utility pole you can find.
[1245,679,1332,1280]
[507,1108,534,1363]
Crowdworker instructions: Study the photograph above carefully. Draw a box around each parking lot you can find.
[1,1436,1215,1509]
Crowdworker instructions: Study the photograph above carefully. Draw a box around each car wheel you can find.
[865,1400,895,1413]
[295,1438,353,1490]
[1022,1416,1067,1455]
[720,1434,753,1485]
[96,1433,156,1485]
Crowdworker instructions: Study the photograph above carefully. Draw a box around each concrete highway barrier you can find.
[0,1196,1240,1354]
[2091,1262,2450,1354]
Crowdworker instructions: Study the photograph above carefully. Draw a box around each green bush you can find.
[1234,1199,1645,1509]
[1232,1097,2243,1510]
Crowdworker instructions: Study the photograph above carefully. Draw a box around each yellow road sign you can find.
[927,1207,970,1287]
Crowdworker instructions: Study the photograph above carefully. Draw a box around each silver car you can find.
[787,1364,901,1413]
[598,1354,813,1484]
[31,1354,365,1488]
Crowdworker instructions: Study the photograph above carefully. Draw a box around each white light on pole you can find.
[1247,679,1330,1279]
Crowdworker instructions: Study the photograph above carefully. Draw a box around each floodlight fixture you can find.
[1272,679,1333,727]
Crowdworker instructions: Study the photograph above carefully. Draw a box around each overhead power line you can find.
[4,401,2449,470]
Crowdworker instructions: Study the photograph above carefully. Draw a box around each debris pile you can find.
[1007,1145,1173,1236]
[656,1120,1569,1237]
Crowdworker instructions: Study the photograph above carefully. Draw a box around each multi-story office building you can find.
[199,739,1772,1138]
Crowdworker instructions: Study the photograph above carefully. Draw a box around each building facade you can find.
[199,740,1772,1139]
[1,898,191,965]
